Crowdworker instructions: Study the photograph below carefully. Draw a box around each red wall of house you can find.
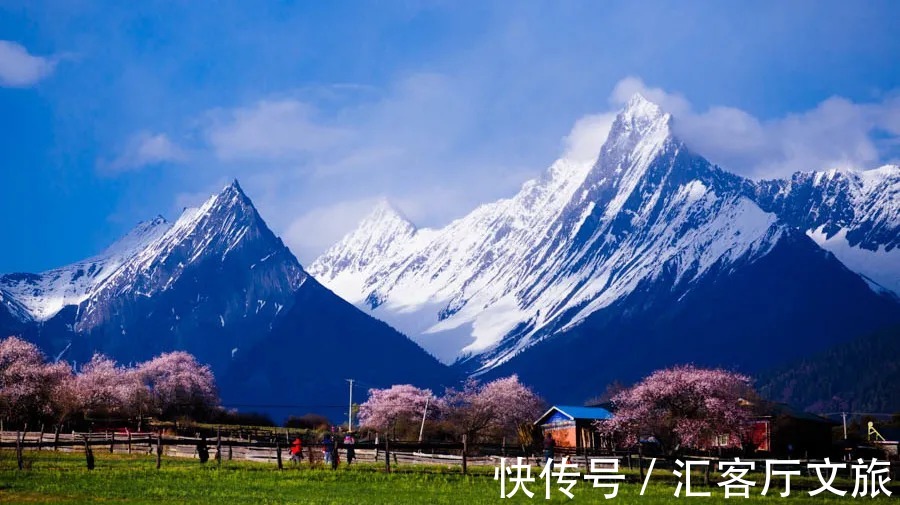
[543,426,577,448]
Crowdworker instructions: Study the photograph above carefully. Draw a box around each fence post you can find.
[109,432,115,453]
[156,432,163,470]
[704,459,711,486]
[228,441,233,461]
[276,439,283,470]
[638,446,644,482]
[385,438,391,473]
[37,424,44,452]
[216,428,222,466]
[15,431,23,470]
[84,439,95,471]
[128,432,132,454]
[462,434,468,475]
[54,424,61,452]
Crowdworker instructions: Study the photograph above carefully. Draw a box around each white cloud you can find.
[143,72,531,257]
[100,132,187,174]
[205,99,351,162]
[610,76,691,117]
[0,40,56,87]
[606,76,900,178]
[282,198,381,263]
[562,112,616,163]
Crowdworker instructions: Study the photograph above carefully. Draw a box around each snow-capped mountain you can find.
[753,166,900,294]
[2,181,306,367]
[73,181,306,337]
[1,181,451,419]
[1,216,171,322]
[311,94,900,399]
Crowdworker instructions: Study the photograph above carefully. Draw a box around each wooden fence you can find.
[3,430,898,484]
[0,430,510,473]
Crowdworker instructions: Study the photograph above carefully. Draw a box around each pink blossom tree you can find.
[442,375,544,443]
[137,351,219,420]
[357,384,436,438]
[596,365,754,453]
[0,336,73,425]
[73,354,147,419]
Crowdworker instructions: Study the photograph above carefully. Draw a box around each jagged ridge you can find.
[311,95,791,367]
[310,94,900,376]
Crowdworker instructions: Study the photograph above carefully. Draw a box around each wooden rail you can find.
[0,430,500,473]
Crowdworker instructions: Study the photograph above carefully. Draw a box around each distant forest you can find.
[758,324,900,414]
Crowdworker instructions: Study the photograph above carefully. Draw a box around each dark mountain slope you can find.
[482,232,900,405]
[223,277,456,419]
[758,324,900,413]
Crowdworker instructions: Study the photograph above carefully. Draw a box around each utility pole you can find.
[418,397,430,442]
[841,412,848,440]
[346,379,354,431]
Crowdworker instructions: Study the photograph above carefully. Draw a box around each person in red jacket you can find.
[290,437,303,464]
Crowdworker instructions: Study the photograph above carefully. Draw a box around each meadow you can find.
[0,450,894,504]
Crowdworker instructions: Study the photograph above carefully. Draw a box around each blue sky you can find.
[2,1,899,272]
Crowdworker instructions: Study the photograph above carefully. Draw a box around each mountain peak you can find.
[623,93,664,117]
[203,179,258,218]
[364,198,415,229]
[220,178,248,199]
[308,198,417,282]
[616,93,670,131]
[593,93,673,175]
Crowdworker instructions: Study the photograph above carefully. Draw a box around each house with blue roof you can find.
[534,405,614,452]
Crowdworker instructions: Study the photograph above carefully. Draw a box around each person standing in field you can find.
[330,437,340,470]
[322,434,334,466]
[290,437,303,464]
[343,433,356,466]
[197,436,210,464]
[543,433,555,466]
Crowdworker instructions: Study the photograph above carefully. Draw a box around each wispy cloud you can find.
[99,132,187,174]
[109,72,541,263]
[204,99,351,163]
[562,113,616,163]
[0,40,56,87]
[282,197,383,262]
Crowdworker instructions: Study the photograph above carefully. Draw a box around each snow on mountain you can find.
[0,287,31,322]
[0,180,307,334]
[0,216,171,321]
[310,155,596,362]
[754,164,900,294]
[310,94,793,369]
[76,180,307,331]
[311,199,418,301]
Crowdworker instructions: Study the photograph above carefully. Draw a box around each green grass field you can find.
[0,451,894,504]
